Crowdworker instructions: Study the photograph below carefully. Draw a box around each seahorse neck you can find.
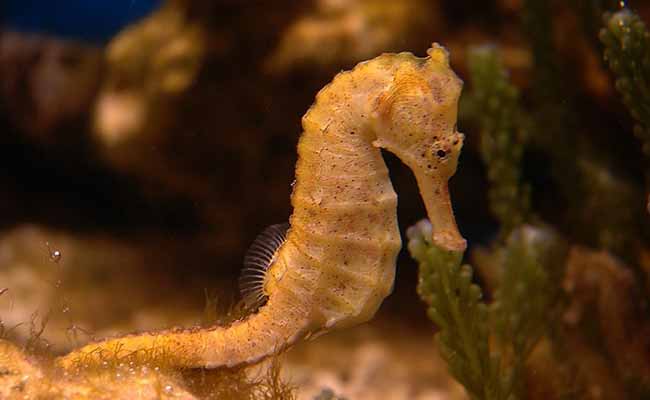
[292,114,390,208]
[301,63,394,146]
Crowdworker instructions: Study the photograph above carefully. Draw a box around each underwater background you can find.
[0,1,649,399]
[3,0,161,43]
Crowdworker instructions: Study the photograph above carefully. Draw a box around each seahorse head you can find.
[372,44,466,252]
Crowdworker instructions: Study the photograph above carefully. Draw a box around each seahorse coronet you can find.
[56,42,466,371]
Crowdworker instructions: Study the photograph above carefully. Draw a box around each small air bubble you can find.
[50,250,61,263]
[46,242,62,263]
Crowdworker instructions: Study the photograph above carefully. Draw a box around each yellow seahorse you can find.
[57,43,466,370]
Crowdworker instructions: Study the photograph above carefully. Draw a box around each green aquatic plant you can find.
[408,220,569,400]
[577,156,646,259]
[598,7,650,258]
[467,9,646,258]
[601,8,650,157]
[407,220,505,400]
[465,46,531,237]
[489,225,568,397]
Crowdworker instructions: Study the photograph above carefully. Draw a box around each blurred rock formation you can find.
[0,31,102,143]
[264,0,440,73]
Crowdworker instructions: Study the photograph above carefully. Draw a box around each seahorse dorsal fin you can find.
[239,223,289,310]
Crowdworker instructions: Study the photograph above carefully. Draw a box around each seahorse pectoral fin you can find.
[413,168,466,252]
[239,223,290,310]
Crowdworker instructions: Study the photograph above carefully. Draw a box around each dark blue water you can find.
[3,0,162,44]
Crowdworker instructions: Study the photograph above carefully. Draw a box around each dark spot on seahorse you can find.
[436,149,446,158]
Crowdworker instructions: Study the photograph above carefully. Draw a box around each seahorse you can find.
[57,43,466,370]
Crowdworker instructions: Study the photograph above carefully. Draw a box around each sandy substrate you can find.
[281,319,466,400]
